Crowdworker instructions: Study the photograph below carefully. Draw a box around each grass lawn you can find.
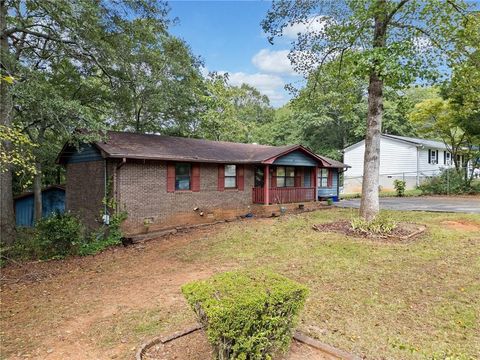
[1,208,479,359]
[341,189,424,199]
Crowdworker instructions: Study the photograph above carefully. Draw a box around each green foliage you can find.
[393,179,406,197]
[257,63,428,160]
[2,210,127,263]
[79,211,127,256]
[0,125,37,187]
[34,212,85,259]
[418,168,480,195]
[351,214,397,234]
[182,270,308,360]
[198,74,275,143]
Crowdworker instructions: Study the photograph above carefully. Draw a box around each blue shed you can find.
[14,185,65,227]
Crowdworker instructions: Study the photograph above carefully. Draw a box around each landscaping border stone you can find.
[135,323,203,360]
[135,324,361,360]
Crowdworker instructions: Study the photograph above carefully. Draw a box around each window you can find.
[276,166,295,187]
[429,149,437,164]
[445,151,451,165]
[224,164,236,188]
[254,167,264,187]
[175,163,191,190]
[319,169,329,187]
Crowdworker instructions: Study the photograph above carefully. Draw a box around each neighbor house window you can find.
[175,163,191,190]
[276,166,295,187]
[224,164,237,188]
[429,149,437,164]
[445,151,451,165]
[319,169,329,187]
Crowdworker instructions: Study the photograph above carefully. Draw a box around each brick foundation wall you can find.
[117,160,255,234]
[65,160,105,229]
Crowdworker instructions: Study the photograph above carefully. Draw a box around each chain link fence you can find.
[343,166,476,195]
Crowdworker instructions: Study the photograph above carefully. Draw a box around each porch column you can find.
[264,164,270,205]
[313,166,318,201]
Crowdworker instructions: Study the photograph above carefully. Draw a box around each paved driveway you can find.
[336,196,480,214]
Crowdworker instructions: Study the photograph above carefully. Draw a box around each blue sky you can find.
[169,1,303,107]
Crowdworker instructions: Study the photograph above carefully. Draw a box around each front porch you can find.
[252,187,316,204]
[251,164,318,205]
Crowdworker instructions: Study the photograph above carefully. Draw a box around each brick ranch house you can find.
[57,131,349,235]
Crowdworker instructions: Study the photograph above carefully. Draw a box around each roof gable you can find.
[273,150,318,166]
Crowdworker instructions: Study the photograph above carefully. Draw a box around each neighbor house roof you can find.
[382,134,448,150]
[58,131,348,168]
[344,134,448,151]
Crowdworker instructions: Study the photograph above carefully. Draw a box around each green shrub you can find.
[79,211,127,256]
[351,214,397,234]
[418,168,479,195]
[182,270,308,360]
[34,212,85,259]
[393,179,406,197]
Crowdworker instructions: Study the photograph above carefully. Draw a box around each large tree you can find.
[0,0,171,244]
[262,0,470,220]
[198,73,275,142]
[104,19,205,135]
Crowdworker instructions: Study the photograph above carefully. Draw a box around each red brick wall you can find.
[65,160,105,230]
[116,160,255,234]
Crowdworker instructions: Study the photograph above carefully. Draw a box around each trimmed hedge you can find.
[182,270,308,360]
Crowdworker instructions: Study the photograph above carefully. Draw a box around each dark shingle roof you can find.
[60,131,349,168]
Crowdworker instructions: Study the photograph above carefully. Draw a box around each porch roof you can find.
[57,131,349,168]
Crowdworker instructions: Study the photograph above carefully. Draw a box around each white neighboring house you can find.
[343,134,462,193]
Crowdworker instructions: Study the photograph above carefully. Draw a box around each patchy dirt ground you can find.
[440,220,480,232]
[1,209,479,360]
[0,225,233,360]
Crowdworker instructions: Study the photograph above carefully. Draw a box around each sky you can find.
[169,1,304,107]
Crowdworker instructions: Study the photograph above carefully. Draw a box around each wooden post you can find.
[264,165,270,205]
[313,166,318,201]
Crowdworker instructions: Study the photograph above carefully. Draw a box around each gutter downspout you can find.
[113,158,127,215]
[104,159,109,225]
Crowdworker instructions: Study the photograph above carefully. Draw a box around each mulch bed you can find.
[143,329,339,360]
[312,220,426,242]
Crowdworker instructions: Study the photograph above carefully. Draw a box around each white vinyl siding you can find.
[418,148,453,173]
[344,137,417,178]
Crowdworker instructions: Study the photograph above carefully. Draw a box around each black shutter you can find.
[436,150,438,164]
[428,149,431,164]
[444,151,446,165]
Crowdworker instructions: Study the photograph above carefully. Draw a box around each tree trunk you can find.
[32,128,46,222]
[0,0,16,245]
[359,0,387,221]
[33,162,43,222]
[360,73,383,221]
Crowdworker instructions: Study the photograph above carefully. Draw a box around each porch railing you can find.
[252,187,316,204]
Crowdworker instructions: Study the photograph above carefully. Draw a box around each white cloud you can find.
[252,49,296,75]
[282,15,329,39]
[223,71,287,106]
